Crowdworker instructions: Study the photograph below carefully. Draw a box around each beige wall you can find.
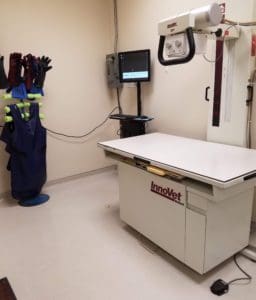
[0,0,255,194]
[0,0,118,193]
[117,0,255,140]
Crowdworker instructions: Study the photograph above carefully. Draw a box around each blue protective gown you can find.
[0,103,47,201]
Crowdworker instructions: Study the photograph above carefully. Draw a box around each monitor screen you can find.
[118,49,150,83]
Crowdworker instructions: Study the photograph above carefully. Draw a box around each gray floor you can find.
[0,169,255,300]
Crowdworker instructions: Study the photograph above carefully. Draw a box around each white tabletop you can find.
[98,133,256,188]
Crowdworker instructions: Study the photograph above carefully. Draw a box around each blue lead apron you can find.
[0,103,47,200]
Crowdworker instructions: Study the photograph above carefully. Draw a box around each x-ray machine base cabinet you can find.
[99,133,256,274]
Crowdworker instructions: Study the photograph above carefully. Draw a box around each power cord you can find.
[113,0,119,54]
[116,87,122,114]
[224,19,256,27]
[113,0,123,115]
[45,106,118,138]
[210,254,252,296]
[228,254,252,284]
[0,107,119,139]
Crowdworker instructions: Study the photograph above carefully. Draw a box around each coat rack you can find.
[0,52,52,207]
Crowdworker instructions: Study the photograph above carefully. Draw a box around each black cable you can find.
[1,107,119,138]
[116,88,122,114]
[113,0,119,54]
[113,0,123,115]
[228,254,252,285]
[45,106,118,139]
[210,254,253,296]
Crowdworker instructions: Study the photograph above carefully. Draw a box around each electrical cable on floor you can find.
[228,254,252,285]
[210,254,252,296]
[44,106,118,138]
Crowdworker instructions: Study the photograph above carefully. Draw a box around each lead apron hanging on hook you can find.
[0,103,48,206]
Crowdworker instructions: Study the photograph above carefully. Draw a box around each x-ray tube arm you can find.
[158,27,195,66]
[158,3,222,66]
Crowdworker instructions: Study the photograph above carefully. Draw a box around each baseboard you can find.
[45,165,117,187]
[0,165,117,199]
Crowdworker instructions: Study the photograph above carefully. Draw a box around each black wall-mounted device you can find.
[118,49,151,83]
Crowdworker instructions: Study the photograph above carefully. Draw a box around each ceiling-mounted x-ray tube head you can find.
[191,3,223,29]
[158,2,223,66]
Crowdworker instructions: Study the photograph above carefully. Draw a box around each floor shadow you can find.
[99,202,235,285]
[122,224,233,284]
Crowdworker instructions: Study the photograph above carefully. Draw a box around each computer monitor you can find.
[118,49,151,83]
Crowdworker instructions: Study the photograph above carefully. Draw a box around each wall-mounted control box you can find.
[106,53,122,88]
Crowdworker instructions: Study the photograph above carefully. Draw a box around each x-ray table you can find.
[99,133,256,274]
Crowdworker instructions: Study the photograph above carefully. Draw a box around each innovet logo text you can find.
[151,181,184,206]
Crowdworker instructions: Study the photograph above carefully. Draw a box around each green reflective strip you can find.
[4,116,13,123]
[4,113,44,123]
[4,102,43,113]
[27,93,42,99]
[39,113,45,120]
[2,93,12,100]
[3,93,42,100]
[4,106,10,113]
